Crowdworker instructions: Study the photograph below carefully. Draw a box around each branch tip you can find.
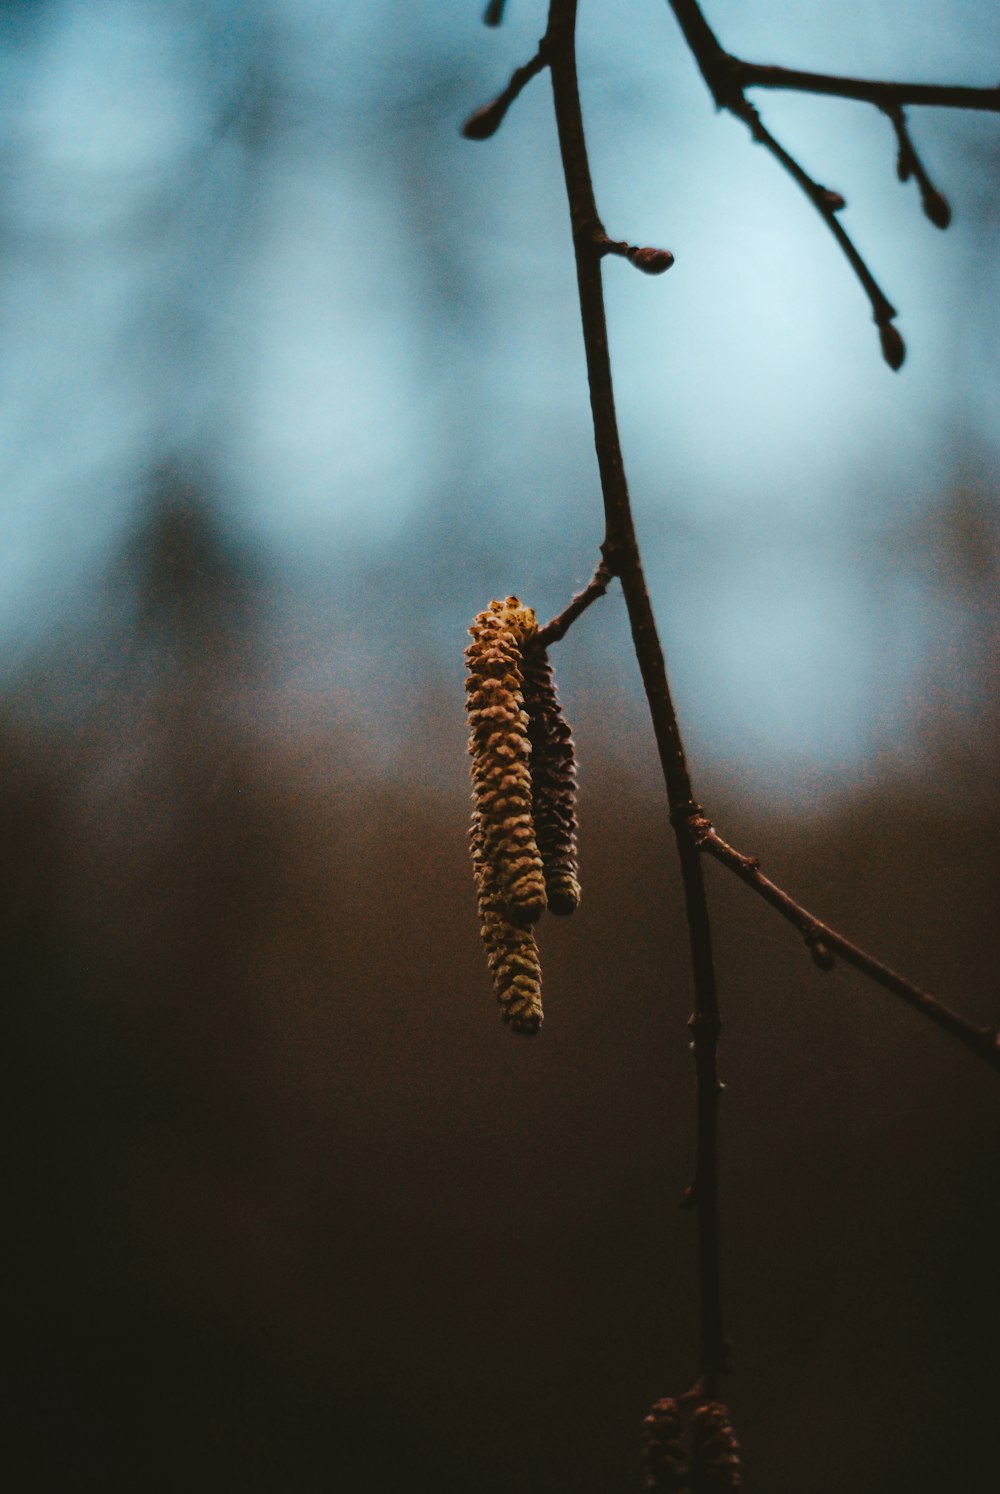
[597,234,675,275]
[462,100,506,140]
[885,104,953,230]
[462,43,549,140]
[628,244,676,274]
[922,188,952,230]
[696,817,1000,1071]
[483,0,505,25]
[667,5,988,361]
[878,321,906,371]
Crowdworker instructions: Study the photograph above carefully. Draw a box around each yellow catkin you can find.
[466,596,547,1033]
[465,597,546,927]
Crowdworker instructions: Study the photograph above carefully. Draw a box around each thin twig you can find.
[738,100,905,368]
[545,0,729,1385]
[594,232,675,275]
[685,811,1000,1071]
[666,0,1000,114]
[665,0,998,356]
[462,40,550,140]
[535,559,614,648]
[464,47,674,268]
[885,104,951,228]
[666,0,908,367]
[734,61,1000,114]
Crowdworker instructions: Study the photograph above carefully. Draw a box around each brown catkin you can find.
[465,598,546,927]
[466,597,547,1032]
[521,643,580,914]
[470,813,543,1034]
[690,1402,744,1491]
[642,1398,691,1494]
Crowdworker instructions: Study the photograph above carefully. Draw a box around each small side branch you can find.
[667,0,1000,116]
[464,41,675,272]
[664,0,997,367]
[684,811,1000,1072]
[737,100,904,368]
[463,40,550,140]
[734,61,1000,115]
[535,559,614,648]
[594,231,675,276]
[886,105,951,228]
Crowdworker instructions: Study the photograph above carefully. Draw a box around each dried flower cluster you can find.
[642,1397,744,1493]
[465,596,580,1032]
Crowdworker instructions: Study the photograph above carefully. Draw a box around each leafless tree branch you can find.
[665,0,999,366]
[465,0,999,1418]
[684,810,1000,1070]
[534,559,614,648]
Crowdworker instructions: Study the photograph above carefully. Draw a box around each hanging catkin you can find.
[470,812,544,1033]
[521,642,581,915]
[466,597,547,1032]
[465,598,546,927]
[641,1398,691,1494]
[690,1402,744,1491]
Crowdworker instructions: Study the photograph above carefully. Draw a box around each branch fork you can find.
[664,0,999,367]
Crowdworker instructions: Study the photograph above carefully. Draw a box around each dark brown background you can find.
[3,495,998,1493]
[3,3,999,1489]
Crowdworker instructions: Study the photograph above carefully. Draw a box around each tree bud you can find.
[462,101,504,140]
[626,245,676,275]
[921,188,951,230]
[879,322,905,371]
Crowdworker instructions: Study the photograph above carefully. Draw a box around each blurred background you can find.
[2,1,998,1489]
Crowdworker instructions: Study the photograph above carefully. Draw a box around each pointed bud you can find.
[462,100,505,140]
[878,322,905,371]
[816,188,846,213]
[921,188,951,230]
[809,940,835,972]
[626,245,675,275]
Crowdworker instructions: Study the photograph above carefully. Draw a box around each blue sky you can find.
[1,0,998,798]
